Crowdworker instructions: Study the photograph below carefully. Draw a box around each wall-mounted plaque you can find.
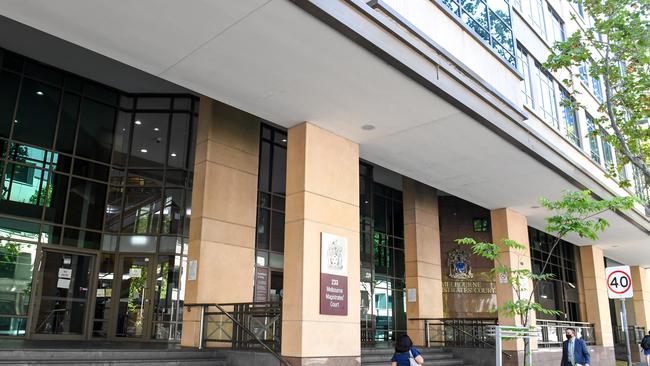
[320,233,348,316]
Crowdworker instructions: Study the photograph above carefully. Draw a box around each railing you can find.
[184,302,289,366]
[411,318,511,359]
[614,325,646,346]
[537,320,596,348]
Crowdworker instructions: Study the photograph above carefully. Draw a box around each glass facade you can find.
[440,0,516,67]
[360,163,406,344]
[0,48,196,340]
[529,227,580,321]
[254,124,287,303]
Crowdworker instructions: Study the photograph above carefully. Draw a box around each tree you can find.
[456,190,635,366]
[544,0,650,209]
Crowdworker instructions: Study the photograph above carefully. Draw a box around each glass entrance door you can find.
[32,249,94,338]
[114,255,153,338]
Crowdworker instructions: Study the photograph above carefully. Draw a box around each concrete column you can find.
[579,245,614,347]
[181,97,260,347]
[631,266,650,331]
[403,177,443,346]
[282,122,360,365]
[490,208,536,362]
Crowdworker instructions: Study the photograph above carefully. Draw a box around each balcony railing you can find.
[614,325,646,346]
[537,320,596,348]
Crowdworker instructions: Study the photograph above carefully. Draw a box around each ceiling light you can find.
[13,120,18,124]
[36,91,44,96]
[154,127,159,131]
[361,124,375,130]
[140,148,148,153]
[170,153,177,157]
[281,138,287,142]
[135,120,142,125]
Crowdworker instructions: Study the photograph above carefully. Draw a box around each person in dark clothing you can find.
[391,334,424,366]
[560,328,590,366]
[641,331,650,366]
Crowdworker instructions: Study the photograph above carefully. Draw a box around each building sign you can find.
[320,233,348,316]
[443,281,496,294]
[254,267,270,303]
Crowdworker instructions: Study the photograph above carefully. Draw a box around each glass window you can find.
[13,79,60,148]
[1,163,48,219]
[0,241,36,336]
[528,0,547,38]
[559,89,580,147]
[516,46,534,107]
[586,114,601,163]
[161,189,183,234]
[65,178,107,230]
[0,71,20,138]
[130,113,169,168]
[111,111,132,166]
[578,63,589,86]
[533,63,559,127]
[56,93,80,154]
[121,187,162,234]
[104,185,123,232]
[62,228,101,250]
[548,7,565,43]
[43,173,69,224]
[592,75,603,102]
[24,61,63,86]
[602,138,614,168]
[118,235,157,252]
[167,114,189,169]
[76,99,116,163]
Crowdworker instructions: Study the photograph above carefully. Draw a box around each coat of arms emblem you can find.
[448,248,473,279]
[326,239,344,272]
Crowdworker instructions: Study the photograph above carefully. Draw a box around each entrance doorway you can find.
[92,254,155,340]
[31,249,95,339]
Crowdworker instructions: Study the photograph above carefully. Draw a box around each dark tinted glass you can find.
[271,145,286,194]
[62,228,102,250]
[13,79,60,148]
[76,99,116,163]
[168,114,189,168]
[24,61,63,86]
[55,93,80,153]
[64,74,83,93]
[51,153,72,174]
[259,141,271,192]
[137,97,170,110]
[0,71,19,137]
[130,113,168,168]
[270,211,284,252]
[111,111,132,166]
[121,187,162,233]
[66,178,107,229]
[104,185,123,233]
[84,82,118,105]
[44,173,69,223]
[1,51,23,72]
[73,158,110,181]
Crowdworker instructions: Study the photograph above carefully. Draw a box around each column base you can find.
[283,356,361,366]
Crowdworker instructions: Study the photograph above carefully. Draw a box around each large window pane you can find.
[0,241,36,336]
[0,71,19,138]
[13,79,60,148]
[167,114,189,169]
[44,173,69,224]
[1,163,48,219]
[65,178,107,230]
[121,187,162,234]
[56,93,80,154]
[130,113,168,168]
[76,99,116,163]
[161,189,183,234]
[111,111,132,166]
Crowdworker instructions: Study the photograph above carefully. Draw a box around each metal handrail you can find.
[185,303,290,366]
[410,317,512,359]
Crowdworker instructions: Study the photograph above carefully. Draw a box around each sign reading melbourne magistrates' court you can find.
[320,233,348,316]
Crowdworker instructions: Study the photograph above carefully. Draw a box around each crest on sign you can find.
[448,248,473,279]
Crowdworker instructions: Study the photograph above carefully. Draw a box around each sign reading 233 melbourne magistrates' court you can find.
[320,233,348,316]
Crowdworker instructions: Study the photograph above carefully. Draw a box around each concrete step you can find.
[361,347,472,366]
[362,360,468,366]
[6,359,225,366]
[0,349,226,365]
[362,352,455,363]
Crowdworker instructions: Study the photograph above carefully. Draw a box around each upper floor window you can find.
[578,62,589,86]
[586,114,601,163]
[439,0,516,67]
[528,0,547,38]
[533,62,559,128]
[576,1,585,18]
[602,138,615,169]
[559,88,581,147]
[548,6,566,44]
[516,45,534,107]
[592,74,603,102]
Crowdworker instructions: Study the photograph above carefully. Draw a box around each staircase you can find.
[362,347,472,366]
[0,348,226,366]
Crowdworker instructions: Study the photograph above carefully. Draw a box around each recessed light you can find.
[281,138,287,142]
[13,120,18,124]
[135,120,142,125]
[154,127,159,131]
[170,153,177,157]
[361,124,375,131]
[36,91,44,96]
[140,148,148,153]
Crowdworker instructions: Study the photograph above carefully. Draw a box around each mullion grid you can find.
[440,0,516,67]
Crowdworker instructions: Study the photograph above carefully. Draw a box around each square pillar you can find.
[579,245,614,347]
[403,177,443,346]
[282,122,360,365]
[490,208,536,360]
[181,97,260,347]
[631,266,650,330]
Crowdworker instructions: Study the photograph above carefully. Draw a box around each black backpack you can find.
[642,336,650,350]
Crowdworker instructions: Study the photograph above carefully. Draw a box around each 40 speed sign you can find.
[606,265,634,299]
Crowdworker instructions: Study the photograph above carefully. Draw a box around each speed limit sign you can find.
[606,265,633,299]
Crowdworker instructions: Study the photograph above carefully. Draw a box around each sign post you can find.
[606,265,634,366]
